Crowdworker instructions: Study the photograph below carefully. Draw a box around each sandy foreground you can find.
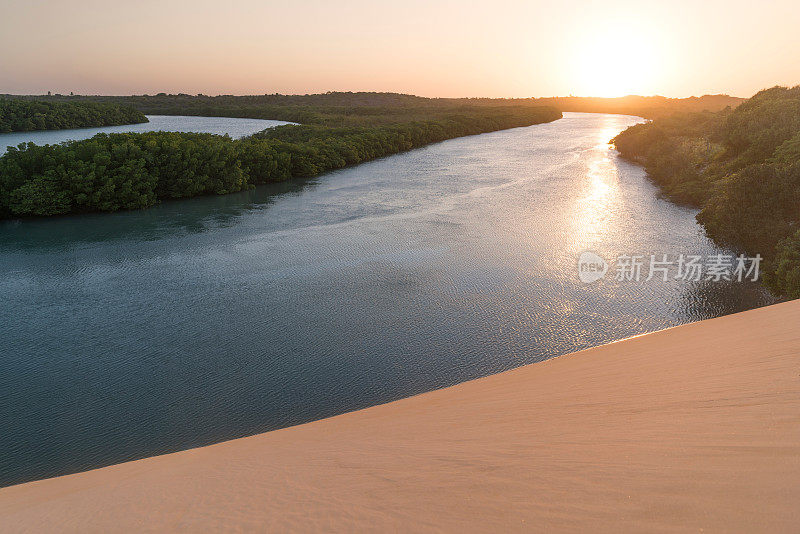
[2,301,800,532]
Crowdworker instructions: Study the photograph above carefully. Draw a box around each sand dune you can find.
[2,300,799,532]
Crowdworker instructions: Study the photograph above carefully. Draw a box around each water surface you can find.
[0,113,773,487]
[0,115,290,154]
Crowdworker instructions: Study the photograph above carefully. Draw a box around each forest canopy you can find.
[0,98,147,133]
[9,91,742,124]
[612,85,800,297]
[0,89,747,224]
[0,105,561,218]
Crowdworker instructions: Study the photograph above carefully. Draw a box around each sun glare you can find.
[570,25,661,97]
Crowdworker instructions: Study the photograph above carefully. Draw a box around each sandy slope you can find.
[2,300,799,533]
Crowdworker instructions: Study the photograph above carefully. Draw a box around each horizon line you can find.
[0,90,757,100]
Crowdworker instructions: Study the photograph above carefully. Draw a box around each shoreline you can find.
[1,300,799,531]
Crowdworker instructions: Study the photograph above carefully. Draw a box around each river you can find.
[0,112,774,487]
[0,115,290,154]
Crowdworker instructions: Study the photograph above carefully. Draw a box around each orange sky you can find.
[1,0,798,98]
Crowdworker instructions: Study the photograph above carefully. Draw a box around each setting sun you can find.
[570,25,663,97]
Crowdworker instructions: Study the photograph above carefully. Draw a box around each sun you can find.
[570,26,661,98]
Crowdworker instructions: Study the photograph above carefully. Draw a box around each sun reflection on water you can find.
[571,127,624,252]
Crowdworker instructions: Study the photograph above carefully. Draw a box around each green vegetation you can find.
[18,91,741,123]
[0,90,742,222]
[533,94,743,119]
[612,86,800,297]
[0,98,147,133]
[0,104,561,218]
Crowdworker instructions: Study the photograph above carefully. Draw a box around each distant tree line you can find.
[0,106,561,218]
[534,95,743,119]
[0,98,147,133]
[612,86,800,297]
[9,91,741,123]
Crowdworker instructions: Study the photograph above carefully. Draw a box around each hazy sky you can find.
[1,0,798,98]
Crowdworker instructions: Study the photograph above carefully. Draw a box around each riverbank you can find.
[2,299,798,532]
[0,105,561,218]
[611,85,800,299]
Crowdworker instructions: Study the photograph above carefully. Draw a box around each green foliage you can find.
[770,230,800,299]
[0,106,561,218]
[770,132,800,168]
[696,163,800,254]
[0,98,147,132]
[9,91,740,125]
[612,86,800,298]
[722,86,800,167]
